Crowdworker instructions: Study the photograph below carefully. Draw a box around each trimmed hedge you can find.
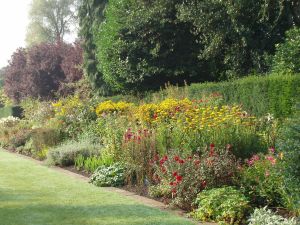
[0,106,23,119]
[187,74,300,117]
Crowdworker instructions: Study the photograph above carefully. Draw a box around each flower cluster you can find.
[95,100,133,116]
[123,128,152,143]
[52,95,83,117]
[134,98,192,123]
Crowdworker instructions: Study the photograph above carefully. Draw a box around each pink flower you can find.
[265,170,270,177]
[269,147,275,154]
[266,156,276,165]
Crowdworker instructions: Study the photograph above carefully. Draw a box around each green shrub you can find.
[276,106,300,180]
[187,74,300,117]
[248,207,298,225]
[191,186,249,225]
[31,128,61,151]
[90,163,125,187]
[275,106,300,214]
[0,120,32,149]
[46,140,101,167]
[148,183,172,199]
[0,106,23,119]
[272,27,300,74]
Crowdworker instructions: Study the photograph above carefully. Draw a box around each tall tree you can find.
[4,42,83,102]
[178,0,297,78]
[95,0,205,93]
[26,0,78,46]
[78,0,108,93]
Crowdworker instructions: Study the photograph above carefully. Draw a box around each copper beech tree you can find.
[4,42,83,103]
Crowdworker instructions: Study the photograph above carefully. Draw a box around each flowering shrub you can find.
[238,148,286,207]
[52,95,83,117]
[51,96,96,138]
[191,186,249,225]
[95,100,133,116]
[152,145,239,209]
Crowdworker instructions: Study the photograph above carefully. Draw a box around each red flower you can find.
[201,180,207,188]
[159,159,164,166]
[176,175,183,182]
[169,182,174,186]
[173,171,178,177]
[210,143,215,149]
[179,159,185,164]
[174,156,180,161]
[163,155,168,161]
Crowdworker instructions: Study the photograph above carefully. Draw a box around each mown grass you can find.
[0,150,194,225]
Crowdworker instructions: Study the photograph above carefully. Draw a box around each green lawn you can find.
[0,150,194,225]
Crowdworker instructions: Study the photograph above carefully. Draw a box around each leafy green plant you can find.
[248,207,298,225]
[76,155,104,173]
[90,163,125,187]
[191,186,249,225]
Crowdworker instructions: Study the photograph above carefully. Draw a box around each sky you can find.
[0,0,31,68]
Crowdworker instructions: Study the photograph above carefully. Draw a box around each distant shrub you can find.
[191,186,249,224]
[90,163,125,187]
[47,140,101,166]
[248,207,298,225]
[30,128,62,154]
[272,27,300,74]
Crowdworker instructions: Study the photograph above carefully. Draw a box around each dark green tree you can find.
[95,0,207,93]
[178,0,296,78]
[78,0,108,93]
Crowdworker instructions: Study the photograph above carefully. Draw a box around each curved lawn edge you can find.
[0,149,206,225]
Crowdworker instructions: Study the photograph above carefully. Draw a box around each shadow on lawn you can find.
[0,199,192,225]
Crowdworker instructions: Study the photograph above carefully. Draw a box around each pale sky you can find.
[0,0,31,68]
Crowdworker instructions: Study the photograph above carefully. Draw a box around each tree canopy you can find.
[26,0,78,46]
[78,0,299,94]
